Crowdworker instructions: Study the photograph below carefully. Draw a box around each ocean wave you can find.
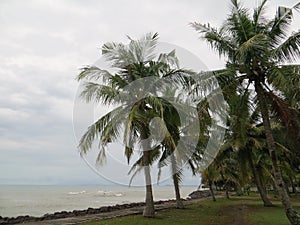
[96,191,123,197]
[68,191,86,195]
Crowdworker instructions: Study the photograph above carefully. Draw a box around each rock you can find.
[188,190,211,199]
[87,208,98,214]
[0,198,186,224]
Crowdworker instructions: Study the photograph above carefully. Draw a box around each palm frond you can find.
[123,103,140,151]
[267,65,300,107]
[158,49,179,68]
[275,142,292,154]
[124,146,133,164]
[128,146,161,186]
[128,32,159,63]
[272,30,300,62]
[228,0,253,43]
[80,82,119,104]
[229,92,250,148]
[190,22,235,58]
[266,92,299,134]
[102,42,129,68]
[102,33,159,69]
[95,147,106,166]
[78,106,124,154]
[269,2,300,45]
[236,33,269,62]
[253,0,268,30]
[77,66,113,82]
[128,156,144,186]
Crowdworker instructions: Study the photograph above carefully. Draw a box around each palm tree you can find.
[191,0,300,223]
[157,128,185,209]
[201,162,219,201]
[131,92,186,209]
[226,90,274,205]
[157,143,185,209]
[77,33,193,217]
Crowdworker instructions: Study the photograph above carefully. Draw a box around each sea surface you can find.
[0,185,197,217]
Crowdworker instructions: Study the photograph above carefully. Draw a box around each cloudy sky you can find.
[0,0,299,186]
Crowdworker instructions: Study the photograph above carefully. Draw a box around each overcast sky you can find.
[0,0,299,186]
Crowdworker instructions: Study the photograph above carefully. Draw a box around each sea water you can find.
[0,185,197,217]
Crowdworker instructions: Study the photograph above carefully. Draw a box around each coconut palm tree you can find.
[191,0,300,223]
[157,121,185,209]
[77,33,194,217]
[130,93,186,209]
[157,137,185,209]
[226,89,274,205]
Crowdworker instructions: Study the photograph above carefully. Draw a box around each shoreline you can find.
[0,199,184,225]
[0,190,210,225]
[0,185,198,218]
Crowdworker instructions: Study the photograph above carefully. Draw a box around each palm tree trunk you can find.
[170,153,184,209]
[172,172,184,208]
[209,181,216,201]
[220,172,230,199]
[236,185,243,196]
[247,149,273,206]
[141,128,155,218]
[225,187,230,199]
[255,82,300,224]
[142,150,155,217]
[257,167,268,194]
[290,176,296,194]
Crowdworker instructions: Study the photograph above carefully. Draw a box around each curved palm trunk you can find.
[220,172,230,199]
[209,181,216,201]
[247,149,273,207]
[170,154,184,209]
[255,83,300,224]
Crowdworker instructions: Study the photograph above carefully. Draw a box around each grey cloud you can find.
[0,0,298,185]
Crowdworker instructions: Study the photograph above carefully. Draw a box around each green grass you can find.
[246,195,300,225]
[81,194,300,225]
[81,199,233,225]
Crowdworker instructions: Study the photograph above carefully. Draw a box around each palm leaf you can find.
[272,30,300,62]
[77,66,114,81]
[236,33,269,62]
[190,22,235,58]
[266,92,299,135]
[253,0,268,30]
[78,105,124,154]
[269,2,300,45]
[228,0,253,43]
[80,82,119,104]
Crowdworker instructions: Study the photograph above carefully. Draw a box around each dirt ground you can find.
[8,197,251,225]
[219,204,250,225]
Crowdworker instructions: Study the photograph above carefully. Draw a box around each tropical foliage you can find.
[76,0,300,224]
[191,0,300,223]
[77,33,197,217]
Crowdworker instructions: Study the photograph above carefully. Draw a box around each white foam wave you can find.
[96,190,123,197]
[68,190,86,195]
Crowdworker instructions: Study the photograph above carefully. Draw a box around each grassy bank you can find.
[81,194,300,225]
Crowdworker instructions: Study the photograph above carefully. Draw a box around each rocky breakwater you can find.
[187,190,211,199]
[0,199,181,225]
[0,190,213,224]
